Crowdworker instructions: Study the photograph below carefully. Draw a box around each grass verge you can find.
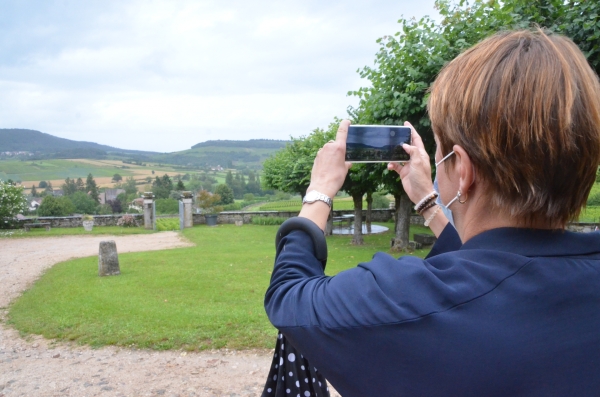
[7,224,433,351]
[0,226,155,238]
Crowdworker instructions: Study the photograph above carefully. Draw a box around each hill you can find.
[149,140,289,169]
[0,129,158,159]
[0,129,289,169]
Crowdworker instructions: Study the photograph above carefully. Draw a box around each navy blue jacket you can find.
[265,225,600,396]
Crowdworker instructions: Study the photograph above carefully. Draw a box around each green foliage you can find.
[196,190,223,214]
[86,174,100,204]
[0,180,27,228]
[37,196,75,217]
[38,180,48,188]
[243,193,255,201]
[372,192,391,209]
[214,184,234,205]
[155,198,179,215]
[152,174,173,199]
[156,217,179,231]
[262,126,335,197]
[251,216,287,225]
[112,173,123,182]
[69,191,98,214]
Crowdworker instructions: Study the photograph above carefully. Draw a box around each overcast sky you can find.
[0,0,439,152]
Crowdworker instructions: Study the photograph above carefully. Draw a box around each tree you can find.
[69,191,98,214]
[214,184,234,205]
[37,196,75,217]
[112,173,123,183]
[262,125,335,197]
[76,177,85,192]
[30,185,38,197]
[176,179,185,191]
[152,174,173,199]
[86,174,100,204]
[123,177,138,196]
[341,163,381,245]
[0,181,27,228]
[62,177,77,196]
[38,180,48,189]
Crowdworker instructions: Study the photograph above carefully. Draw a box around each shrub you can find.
[372,192,391,209]
[70,191,98,214]
[117,214,138,227]
[587,192,600,206]
[156,217,179,231]
[251,216,287,225]
[155,198,179,215]
[0,180,27,229]
[37,196,75,217]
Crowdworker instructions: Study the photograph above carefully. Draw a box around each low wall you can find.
[16,214,144,228]
[191,209,425,225]
[12,212,597,232]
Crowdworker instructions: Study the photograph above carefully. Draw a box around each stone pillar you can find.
[143,192,155,230]
[181,191,193,228]
[98,241,120,276]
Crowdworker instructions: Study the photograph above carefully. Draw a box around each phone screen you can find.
[345,125,411,163]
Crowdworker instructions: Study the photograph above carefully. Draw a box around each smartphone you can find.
[345,125,411,163]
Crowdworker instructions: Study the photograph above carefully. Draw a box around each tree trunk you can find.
[325,202,333,236]
[352,193,364,245]
[366,191,373,234]
[391,192,411,252]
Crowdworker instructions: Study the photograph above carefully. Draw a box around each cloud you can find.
[0,0,438,152]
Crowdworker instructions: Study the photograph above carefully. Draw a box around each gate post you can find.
[143,192,156,230]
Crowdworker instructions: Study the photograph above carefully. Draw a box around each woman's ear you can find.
[452,145,475,195]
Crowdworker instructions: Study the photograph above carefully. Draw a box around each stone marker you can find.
[98,240,120,276]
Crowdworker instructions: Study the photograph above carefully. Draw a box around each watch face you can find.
[305,191,319,201]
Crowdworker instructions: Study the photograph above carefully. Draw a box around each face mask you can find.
[433,177,455,226]
[433,151,457,226]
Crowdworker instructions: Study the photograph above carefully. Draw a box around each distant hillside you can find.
[191,139,288,150]
[0,128,289,169]
[0,129,158,158]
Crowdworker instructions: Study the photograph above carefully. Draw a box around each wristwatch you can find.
[302,190,333,208]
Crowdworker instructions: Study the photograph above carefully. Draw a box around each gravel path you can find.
[0,233,340,397]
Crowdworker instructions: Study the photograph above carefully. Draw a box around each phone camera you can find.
[390,130,396,137]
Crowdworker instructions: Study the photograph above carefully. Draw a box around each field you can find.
[7,224,434,351]
[0,158,229,193]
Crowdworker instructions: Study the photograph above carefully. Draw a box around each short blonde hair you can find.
[428,30,600,227]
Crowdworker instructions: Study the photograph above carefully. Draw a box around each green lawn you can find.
[0,225,155,238]
[7,224,433,351]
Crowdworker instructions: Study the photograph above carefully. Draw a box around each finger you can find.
[345,161,353,170]
[336,120,351,144]
[404,121,426,151]
[387,162,403,174]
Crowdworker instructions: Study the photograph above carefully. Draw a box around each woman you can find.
[265,30,600,396]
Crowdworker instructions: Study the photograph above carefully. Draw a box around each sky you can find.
[0,0,439,153]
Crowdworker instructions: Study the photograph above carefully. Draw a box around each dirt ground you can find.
[0,233,340,397]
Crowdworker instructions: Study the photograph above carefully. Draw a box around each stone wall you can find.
[13,211,597,232]
[191,209,425,225]
[16,214,144,228]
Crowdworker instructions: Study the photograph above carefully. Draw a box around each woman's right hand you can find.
[388,122,434,205]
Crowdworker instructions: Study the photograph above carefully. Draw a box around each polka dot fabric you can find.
[261,333,330,397]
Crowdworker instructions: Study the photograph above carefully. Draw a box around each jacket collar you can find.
[460,227,600,257]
